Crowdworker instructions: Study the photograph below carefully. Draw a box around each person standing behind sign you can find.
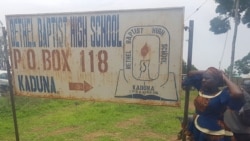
[224,79,250,141]
[182,67,243,141]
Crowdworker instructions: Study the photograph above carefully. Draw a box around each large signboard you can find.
[6,8,184,106]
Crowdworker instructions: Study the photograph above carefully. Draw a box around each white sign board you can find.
[6,8,184,106]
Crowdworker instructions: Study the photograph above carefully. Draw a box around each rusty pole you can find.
[182,20,194,141]
[2,27,20,141]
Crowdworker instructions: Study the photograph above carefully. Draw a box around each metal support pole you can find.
[182,20,194,141]
[2,27,20,141]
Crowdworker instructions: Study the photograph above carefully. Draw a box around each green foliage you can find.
[182,60,187,74]
[224,65,238,76]
[182,60,198,74]
[210,0,250,34]
[209,16,231,34]
[215,0,234,15]
[234,52,250,74]
[0,29,7,70]
[242,8,250,28]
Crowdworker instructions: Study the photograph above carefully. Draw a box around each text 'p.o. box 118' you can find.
[6,7,184,106]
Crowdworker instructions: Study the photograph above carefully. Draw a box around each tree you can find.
[210,0,250,78]
[210,0,250,34]
[0,34,7,69]
[234,52,250,74]
[224,65,238,76]
[0,30,4,70]
[182,60,197,74]
[0,20,6,70]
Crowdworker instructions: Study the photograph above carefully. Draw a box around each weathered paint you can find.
[6,7,184,106]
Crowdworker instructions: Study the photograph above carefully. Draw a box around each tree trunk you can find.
[229,0,240,79]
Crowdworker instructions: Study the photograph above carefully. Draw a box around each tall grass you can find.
[0,92,196,141]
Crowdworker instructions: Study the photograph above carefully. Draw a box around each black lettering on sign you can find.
[37,16,67,47]
[125,27,143,44]
[9,18,36,47]
[125,51,132,69]
[70,16,88,47]
[18,75,56,93]
[90,14,122,47]
[160,44,168,64]
[152,27,165,36]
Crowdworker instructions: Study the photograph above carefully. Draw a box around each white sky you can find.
[0,0,249,70]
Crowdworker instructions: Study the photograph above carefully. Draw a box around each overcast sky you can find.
[0,0,249,70]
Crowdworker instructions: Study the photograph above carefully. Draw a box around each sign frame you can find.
[6,7,184,106]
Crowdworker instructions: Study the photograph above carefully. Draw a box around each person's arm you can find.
[182,70,205,90]
[187,70,205,77]
[222,73,243,98]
